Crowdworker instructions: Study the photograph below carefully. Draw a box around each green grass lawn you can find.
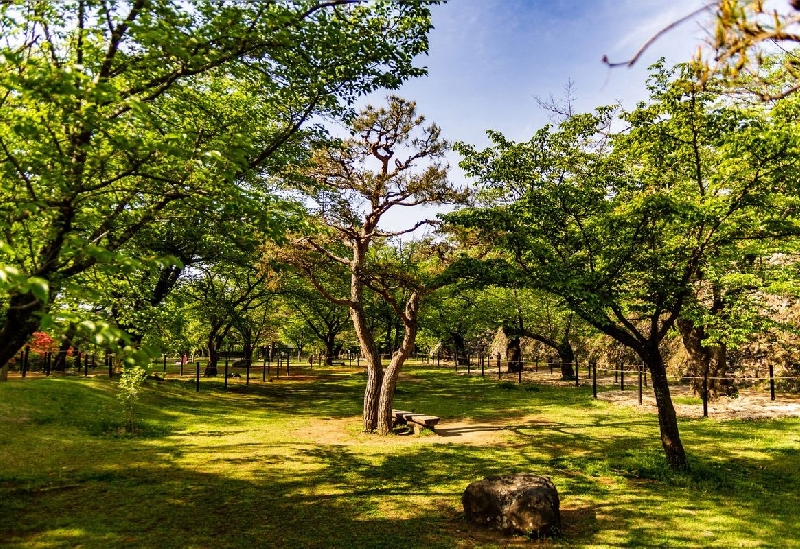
[1,364,798,548]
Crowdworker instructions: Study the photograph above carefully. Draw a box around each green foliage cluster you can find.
[446,62,800,468]
[116,366,148,432]
[0,0,439,367]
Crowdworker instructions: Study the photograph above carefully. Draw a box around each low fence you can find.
[446,356,799,418]
[3,350,319,393]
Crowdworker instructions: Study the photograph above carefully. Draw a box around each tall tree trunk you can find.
[324,333,336,365]
[205,333,224,376]
[52,323,78,373]
[363,363,383,431]
[243,339,253,365]
[0,294,45,374]
[350,242,383,432]
[677,318,734,398]
[376,292,420,435]
[452,332,467,365]
[354,300,382,430]
[506,337,523,373]
[557,341,575,379]
[641,346,687,470]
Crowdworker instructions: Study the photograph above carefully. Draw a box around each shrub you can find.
[118,366,148,433]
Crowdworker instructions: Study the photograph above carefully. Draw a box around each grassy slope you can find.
[0,366,798,548]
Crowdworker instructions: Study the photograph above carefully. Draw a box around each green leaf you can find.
[28,277,49,302]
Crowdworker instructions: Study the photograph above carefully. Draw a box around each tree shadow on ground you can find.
[1,368,798,547]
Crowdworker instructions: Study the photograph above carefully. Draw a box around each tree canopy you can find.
[446,63,800,468]
[0,0,439,366]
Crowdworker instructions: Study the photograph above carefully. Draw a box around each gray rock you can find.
[462,474,561,537]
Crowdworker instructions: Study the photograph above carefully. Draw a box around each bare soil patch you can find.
[597,384,800,420]
[469,369,800,420]
[292,415,520,446]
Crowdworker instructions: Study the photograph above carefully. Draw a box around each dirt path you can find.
[292,416,524,446]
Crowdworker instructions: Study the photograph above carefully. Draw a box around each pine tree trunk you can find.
[377,361,400,434]
[363,366,382,432]
[376,292,420,435]
[349,242,383,432]
[351,299,382,431]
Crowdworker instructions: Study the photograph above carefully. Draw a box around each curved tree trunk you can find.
[350,243,383,432]
[0,293,45,375]
[376,292,420,435]
[452,332,468,366]
[355,305,382,431]
[52,323,77,373]
[641,347,687,470]
[517,327,575,379]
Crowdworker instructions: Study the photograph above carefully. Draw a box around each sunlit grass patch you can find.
[1,366,798,547]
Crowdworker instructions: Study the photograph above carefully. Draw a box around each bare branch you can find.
[602,2,716,68]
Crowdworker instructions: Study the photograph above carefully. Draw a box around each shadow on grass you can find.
[1,367,799,547]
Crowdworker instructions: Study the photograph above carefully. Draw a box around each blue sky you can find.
[363,0,712,230]
[394,0,709,144]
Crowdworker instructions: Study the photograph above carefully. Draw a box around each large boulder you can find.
[462,474,561,537]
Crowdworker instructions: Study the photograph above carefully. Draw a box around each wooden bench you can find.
[392,409,440,433]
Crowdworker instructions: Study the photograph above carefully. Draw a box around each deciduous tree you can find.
[448,64,800,468]
[0,0,438,369]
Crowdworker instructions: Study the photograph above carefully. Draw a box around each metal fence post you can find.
[769,363,775,401]
[638,365,643,405]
